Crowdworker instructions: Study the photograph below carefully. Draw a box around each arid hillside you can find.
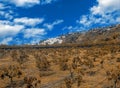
[0,44,120,88]
[40,24,120,45]
[62,24,120,45]
[0,24,120,88]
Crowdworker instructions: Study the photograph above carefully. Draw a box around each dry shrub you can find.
[0,63,22,87]
[64,77,73,88]
[23,75,41,88]
[77,74,82,87]
[11,50,29,65]
[35,55,50,71]
[116,57,120,62]
[57,55,69,71]
[106,67,120,88]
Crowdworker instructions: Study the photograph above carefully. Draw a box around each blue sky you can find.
[0,0,120,45]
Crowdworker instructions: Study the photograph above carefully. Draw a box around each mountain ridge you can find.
[39,24,120,45]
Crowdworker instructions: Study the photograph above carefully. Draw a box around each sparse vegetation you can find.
[24,75,41,88]
[0,24,120,88]
[0,63,22,87]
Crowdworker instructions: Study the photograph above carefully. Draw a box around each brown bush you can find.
[24,75,41,88]
[0,64,22,87]
[35,55,50,71]
[64,77,73,88]
[106,67,120,88]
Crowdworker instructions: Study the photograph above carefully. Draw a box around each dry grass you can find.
[0,44,120,88]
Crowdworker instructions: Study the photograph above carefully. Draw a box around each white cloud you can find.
[42,0,53,4]
[116,17,120,23]
[62,26,83,33]
[77,0,120,29]
[0,2,14,20]
[0,0,57,44]
[0,11,13,19]
[44,23,53,30]
[0,3,5,9]
[0,20,11,25]
[67,26,73,30]
[0,37,13,44]
[41,0,57,5]
[53,20,64,25]
[77,15,91,26]
[8,0,40,7]
[91,0,120,15]
[0,16,46,44]
[62,26,73,30]
[44,20,64,30]
[3,0,58,8]
[0,23,24,38]
[14,17,44,26]
[24,28,46,38]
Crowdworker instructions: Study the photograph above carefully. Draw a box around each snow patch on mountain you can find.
[40,37,64,45]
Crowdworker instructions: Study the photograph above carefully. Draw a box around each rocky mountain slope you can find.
[40,24,120,45]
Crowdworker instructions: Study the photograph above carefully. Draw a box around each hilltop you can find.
[40,24,120,45]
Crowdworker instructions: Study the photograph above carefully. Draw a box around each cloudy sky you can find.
[0,0,120,45]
